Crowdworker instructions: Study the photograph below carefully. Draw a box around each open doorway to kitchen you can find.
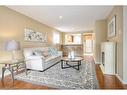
[83,33,94,55]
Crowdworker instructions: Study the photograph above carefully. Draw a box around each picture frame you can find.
[24,28,47,43]
[108,16,116,38]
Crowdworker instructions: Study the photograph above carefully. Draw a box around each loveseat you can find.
[23,47,62,71]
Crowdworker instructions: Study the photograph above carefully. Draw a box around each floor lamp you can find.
[5,40,20,61]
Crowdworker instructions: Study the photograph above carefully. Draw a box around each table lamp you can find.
[5,40,20,60]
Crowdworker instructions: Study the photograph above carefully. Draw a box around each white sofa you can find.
[23,47,62,71]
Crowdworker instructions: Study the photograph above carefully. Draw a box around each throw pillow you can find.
[48,47,58,56]
[33,50,43,56]
[48,47,53,56]
[33,52,36,55]
[53,48,58,55]
[42,51,49,57]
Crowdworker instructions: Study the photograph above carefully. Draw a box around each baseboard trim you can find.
[116,74,127,84]
[123,80,127,84]
[115,74,123,83]
[93,57,101,64]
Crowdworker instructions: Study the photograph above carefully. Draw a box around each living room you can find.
[0,4,127,91]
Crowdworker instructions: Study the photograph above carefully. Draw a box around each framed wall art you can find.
[108,16,116,38]
[24,28,47,43]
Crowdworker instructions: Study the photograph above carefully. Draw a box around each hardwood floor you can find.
[0,63,127,89]
[95,64,127,89]
[0,76,52,89]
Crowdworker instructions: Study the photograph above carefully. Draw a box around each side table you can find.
[0,59,28,84]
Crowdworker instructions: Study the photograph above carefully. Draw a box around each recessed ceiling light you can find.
[59,16,63,19]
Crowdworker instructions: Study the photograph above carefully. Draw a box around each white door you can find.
[85,39,93,53]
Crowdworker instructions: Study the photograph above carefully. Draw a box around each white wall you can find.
[123,6,127,84]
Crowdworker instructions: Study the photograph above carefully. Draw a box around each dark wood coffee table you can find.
[61,57,84,70]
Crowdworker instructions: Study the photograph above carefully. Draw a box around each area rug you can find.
[14,58,99,89]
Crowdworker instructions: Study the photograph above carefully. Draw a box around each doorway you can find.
[83,33,93,55]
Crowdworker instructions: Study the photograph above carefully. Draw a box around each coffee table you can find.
[61,57,84,70]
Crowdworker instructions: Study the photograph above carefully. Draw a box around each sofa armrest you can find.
[25,56,45,61]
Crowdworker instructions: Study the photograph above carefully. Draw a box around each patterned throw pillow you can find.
[53,48,58,55]
[42,51,49,57]
[48,47,58,56]
[48,47,53,56]
[33,50,43,56]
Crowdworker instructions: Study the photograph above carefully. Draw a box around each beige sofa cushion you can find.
[42,51,49,57]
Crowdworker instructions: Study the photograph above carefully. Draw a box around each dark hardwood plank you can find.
[95,64,127,89]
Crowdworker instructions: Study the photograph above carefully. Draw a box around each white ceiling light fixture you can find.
[59,16,63,19]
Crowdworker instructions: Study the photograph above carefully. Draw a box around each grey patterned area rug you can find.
[15,59,99,89]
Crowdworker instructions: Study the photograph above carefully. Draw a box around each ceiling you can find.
[7,6,113,32]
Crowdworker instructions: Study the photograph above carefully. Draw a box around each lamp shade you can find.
[5,40,20,51]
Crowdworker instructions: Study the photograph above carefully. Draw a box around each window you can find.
[83,34,93,54]
[53,32,60,44]
[74,35,81,44]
